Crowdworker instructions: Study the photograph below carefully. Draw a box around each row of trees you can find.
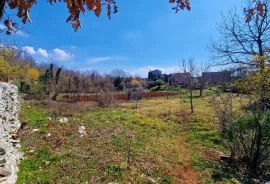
[0,45,148,102]
[0,48,149,102]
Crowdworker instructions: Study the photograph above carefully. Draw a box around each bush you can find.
[155,79,165,89]
[24,82,47,100]
[96,92,116,108]
[93,77,116,108]
[226,111,270,167]
[209,94,270,169]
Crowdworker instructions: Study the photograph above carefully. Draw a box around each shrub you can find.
[226,111,270,167]
[24,82,47,100]
[155,79,165,89]
[209,94,270,169]
[96,92,116,108]
[93,77,116,108]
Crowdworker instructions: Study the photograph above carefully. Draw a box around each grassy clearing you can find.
[18,92,244,183]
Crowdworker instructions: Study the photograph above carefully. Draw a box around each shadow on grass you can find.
[211,159,270,183]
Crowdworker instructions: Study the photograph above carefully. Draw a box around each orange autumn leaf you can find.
[94,0,102,17]
[86,0,95,10]
[107,3,111,19]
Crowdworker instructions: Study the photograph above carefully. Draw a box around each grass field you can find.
[17,91,246,183]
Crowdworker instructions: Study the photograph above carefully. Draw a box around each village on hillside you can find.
[146,69,233,86]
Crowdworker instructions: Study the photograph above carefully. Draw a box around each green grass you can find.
[20,105,48,128]
[150,85,187,93]
[18,105,183,183]
[17,147,59,184]
[186,121,225,150]
[113,136,124,148]
[18,94,243,183]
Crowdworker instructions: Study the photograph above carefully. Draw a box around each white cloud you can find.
[51,48,74,61]
[22,46,48,58]
[87,56,128,64]
[37,48,48,58]
[22,46,36,55]
[71,45,77,49]
[132,66,181,78]
[88,57,112,64]
[22,46,74,61]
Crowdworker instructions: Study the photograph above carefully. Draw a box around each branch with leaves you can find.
[0,0,266,34]
[0,0,192,33]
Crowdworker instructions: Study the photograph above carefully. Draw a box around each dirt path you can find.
[166,110,200,184]
[175,134,200,184]
[164,133,200,183]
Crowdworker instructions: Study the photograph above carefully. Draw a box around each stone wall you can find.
[0,83,22,184]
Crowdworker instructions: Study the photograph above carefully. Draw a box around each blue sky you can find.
[2,0,243,77]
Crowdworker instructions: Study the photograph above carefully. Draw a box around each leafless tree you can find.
[197,62,210,97]
[93,76,115,108]
[110,68,128,78]
[209,3,270,69]
[109,68,129,90]
[124,80,145,109]
[182,58,196,114]
[209,2,270,169]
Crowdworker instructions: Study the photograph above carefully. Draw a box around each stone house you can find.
[148,69,162,80]
[168,72,191,86]
[202,71,232,85]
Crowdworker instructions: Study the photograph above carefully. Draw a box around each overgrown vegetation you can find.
[17,92,269,183]
[1,0,269,183]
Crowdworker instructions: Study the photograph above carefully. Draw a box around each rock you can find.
[9,140,20,143]
[59,117,68,123]
[0,156,6,164]
[15,144,21,149]
[0,82,22,184]
[0,148,6,155]
[148,177,156,183]
[78,126,86,137]
[0,167,11,177]
[0,177,8,182]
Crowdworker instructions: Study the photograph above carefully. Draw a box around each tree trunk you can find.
[49,83,57,100]
[251,124,262,169]
[20,81,24,92]
[128,92,131,101]
[190,90,194,114]
[199,88,203,97]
